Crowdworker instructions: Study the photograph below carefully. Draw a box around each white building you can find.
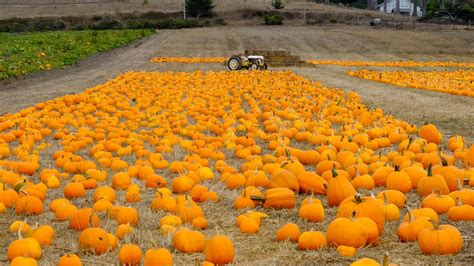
[378,0,423,17]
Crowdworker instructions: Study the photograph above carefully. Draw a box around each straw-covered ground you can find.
[0,25,473,265]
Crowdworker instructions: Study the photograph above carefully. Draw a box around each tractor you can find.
[227,55,268,71]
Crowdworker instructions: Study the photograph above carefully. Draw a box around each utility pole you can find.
[183,0,186,19]
[303,0,307,22]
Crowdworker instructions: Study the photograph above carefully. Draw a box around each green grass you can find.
[0,29,154,79]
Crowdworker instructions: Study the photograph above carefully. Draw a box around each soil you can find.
[0,25,473,265]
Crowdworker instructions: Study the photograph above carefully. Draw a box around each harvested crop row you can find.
[307,60,474,68]
[150,57,226,63]
[0,71,473,265]
[347,69,474,97]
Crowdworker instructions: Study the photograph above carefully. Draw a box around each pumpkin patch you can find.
[0,70,472,264]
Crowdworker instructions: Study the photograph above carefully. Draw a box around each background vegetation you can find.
[0,29,153,79]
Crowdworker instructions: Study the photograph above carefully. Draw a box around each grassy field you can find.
[0,29,153,79]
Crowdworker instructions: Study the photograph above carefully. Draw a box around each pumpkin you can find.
[356,216,379,245]
[418,222,463,255]
[0,189,20,208]
[111,172,131,190]
[417,164,449,196]
[421,190,455,214]
[117,207,139,226]
[176,196,204,223]
[298,231,327,250]
[397,207,434,242]
[418,123,442,144]
[15,195,43,215]
[192,217,208,230]
[336,245,356,257]
[144,248,173,266]
[172,229,206,253]
[78,227,110,255]
[326,212,368,248]
[7,236,42,261]
[276,223,301,242]
[116,224,134,240]
[386,166,412,193]
[119,244,142,266]
[447,197,474,221]
[58,254,82,266]
[337,194,385,234]
[350,258,380,266]
[10,220,30,233]
[55,203,77,221]
[69,208,99,231]
[351,174,375,190]
[375,190,406,208]
[252,187,296,209]
[31,225,54,245]
[403,207,439,224]
[93,186,116,203]
[63,182,85,199]
[380,193,400,221]
[239,216,259,234]
[298,197,324,222]
[327,168,356,207]
[204,235,235,265]
[297,171,327,194]
[10,256,37,266]
[270,168,299,192]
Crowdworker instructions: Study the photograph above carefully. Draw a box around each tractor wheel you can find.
[227,56,241,70]
[249,63,259,71]
[261,63,268,70]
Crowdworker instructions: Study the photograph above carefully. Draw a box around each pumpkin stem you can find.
[331,165,338,178]
[432,188,442,197]
[382,193,389,205]
[350,210,358,220]
[354,193,363,203]
[456,178,463,191]
[250,196,265,202]
[427,163,433,177]
[439,153,448,167]
[17,223,23,240]
[383,253,389,266]
[455,197,463,206]
[406,205,415,222]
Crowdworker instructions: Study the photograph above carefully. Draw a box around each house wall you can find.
[378,0,422,16]
[0,0,301,19]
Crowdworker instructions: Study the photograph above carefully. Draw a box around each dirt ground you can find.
[0,25,474,265]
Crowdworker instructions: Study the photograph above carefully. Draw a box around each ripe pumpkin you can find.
[298,231,327,250]
[144,248,173,266]
[78,227,110,255]
[276,223,301,242]
[119,244,142,266]
[418,222,463,255]
[204,235,235,265]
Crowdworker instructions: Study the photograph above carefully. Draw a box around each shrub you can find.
[89,18,123,30]
[185,0,215,19]
[272,0,286,9]
[264,14,284,25]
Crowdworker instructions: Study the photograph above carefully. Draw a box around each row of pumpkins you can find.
[307,60,474,68]
[347,69,474,97]
[0,71,473,265]
[150,57,227,63]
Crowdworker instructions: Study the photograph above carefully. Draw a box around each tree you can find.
[185,0,215,19]
[272,0,286,9]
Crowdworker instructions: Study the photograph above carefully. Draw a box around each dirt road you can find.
[1,25,473,141]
